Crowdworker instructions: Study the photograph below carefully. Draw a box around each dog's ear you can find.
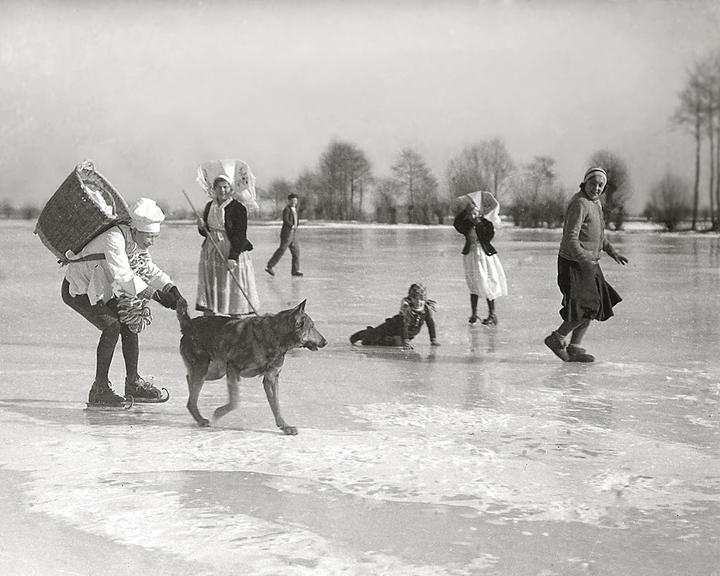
[294,299,307,313]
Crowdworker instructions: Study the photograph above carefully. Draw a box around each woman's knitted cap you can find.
[583,167,608,184]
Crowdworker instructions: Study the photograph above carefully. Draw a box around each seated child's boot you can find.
[88,380,126,406]
[349,329,368,345]
[125,375,162,400]
[567,344,595,363]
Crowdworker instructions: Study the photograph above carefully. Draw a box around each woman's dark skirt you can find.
[557,256,622,322]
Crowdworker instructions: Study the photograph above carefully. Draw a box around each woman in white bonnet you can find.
[61,197,185,406]
[195,161,260,316]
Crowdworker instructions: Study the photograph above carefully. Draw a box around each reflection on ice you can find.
[1,223,719,575]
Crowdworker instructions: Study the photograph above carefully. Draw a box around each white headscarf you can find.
[454,191,501,226]
[196,159,258,210]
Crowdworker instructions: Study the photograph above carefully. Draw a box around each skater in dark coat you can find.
[265,193,302,277]
[544,167,628,363]
[350,283,440,350]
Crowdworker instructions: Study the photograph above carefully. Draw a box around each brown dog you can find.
[176,298,327,434]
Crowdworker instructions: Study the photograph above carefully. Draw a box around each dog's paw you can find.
[280,425,298,435]
[197,418,211,427]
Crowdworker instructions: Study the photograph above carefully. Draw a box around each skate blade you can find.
[128,388,170,404]
[84,397,134,411]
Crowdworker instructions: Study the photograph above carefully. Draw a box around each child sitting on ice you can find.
[350,283,440,349]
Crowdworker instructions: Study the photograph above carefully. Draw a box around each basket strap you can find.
[68,253,106,263]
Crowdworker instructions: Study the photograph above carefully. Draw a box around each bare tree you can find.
[391,147,439,224]
[317,140,372,220]
[445,138,515,200]
[446,145,488,199]
[482,138,515,199]
[294,170,320,220]
[525,156,556,193]
[347,147,372,220]
[506,156,567,228]
[374,177,399,224]
[644,171,692,231]
[0,200,15,219]
[588,150,632,230]
[673,61,707,230]
[700,58,719,228]
[267,178,293,218]
[710,51,720,229]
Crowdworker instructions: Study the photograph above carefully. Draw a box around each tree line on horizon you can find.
[6,46,720,232]
[0,142,643,230]
[4,140,633,229]
[257,139,636,230]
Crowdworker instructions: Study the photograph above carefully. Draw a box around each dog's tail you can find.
[175,296,194,336]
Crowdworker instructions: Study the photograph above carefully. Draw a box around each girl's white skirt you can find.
[463,244,508,300]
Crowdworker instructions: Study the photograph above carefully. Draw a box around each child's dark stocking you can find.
[482,299,497,326]
[469,294,479,324]
[120,326,139,384]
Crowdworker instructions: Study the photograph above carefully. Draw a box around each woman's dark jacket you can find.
[200,199,253,260]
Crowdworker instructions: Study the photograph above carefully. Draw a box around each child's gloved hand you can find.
[402,340,414,350]
[137,287,156,301]
[430,339,440,346]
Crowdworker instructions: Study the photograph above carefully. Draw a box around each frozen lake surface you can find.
[1,220,719,575]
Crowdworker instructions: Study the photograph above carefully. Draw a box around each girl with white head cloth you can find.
[195,159,260,316]
[453,190,508,326]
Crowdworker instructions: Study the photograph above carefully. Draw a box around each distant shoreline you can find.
[2,218,707,234]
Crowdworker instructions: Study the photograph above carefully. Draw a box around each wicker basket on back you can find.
[35,160,130,263]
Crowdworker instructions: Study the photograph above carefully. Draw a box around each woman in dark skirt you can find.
[544,167,628,362]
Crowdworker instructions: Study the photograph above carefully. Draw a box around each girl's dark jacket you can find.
[453,211,497,256]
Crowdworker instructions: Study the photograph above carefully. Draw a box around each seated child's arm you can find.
[399,299,413,349]
[425,305,440,346]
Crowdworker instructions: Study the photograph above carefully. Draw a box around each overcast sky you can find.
[2,0,719,214]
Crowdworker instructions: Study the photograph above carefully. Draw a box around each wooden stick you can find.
[182,189,259,316]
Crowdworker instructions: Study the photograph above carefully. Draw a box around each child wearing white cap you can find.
[61,197,186,406]
[544,167,628,362]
